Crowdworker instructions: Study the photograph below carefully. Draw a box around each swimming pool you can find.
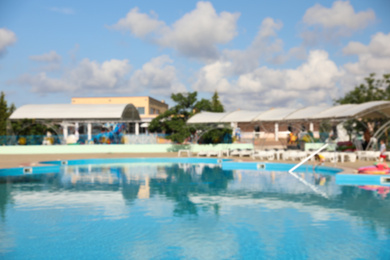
[1,158,389,259]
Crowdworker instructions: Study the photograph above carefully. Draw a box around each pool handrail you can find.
[288,143,329,198]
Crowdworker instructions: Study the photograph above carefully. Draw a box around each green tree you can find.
[335,73,390,104]
[149,91,225,143]
[0,91,14,136]
[211,91,224,112]
[193,91,224,113]
[335,73,390,145]
[193,98,212,112]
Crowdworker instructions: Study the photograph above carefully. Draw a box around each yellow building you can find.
[71,96,168,134]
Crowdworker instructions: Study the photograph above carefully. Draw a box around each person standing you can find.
[235,127,241,141]
[379,139,387,161]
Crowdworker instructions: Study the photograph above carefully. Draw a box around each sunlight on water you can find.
[1,162,390,259]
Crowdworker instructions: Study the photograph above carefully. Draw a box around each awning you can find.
[253,108,296,121]
[187,101,390,124]
[9,104,141,122]
[284,106,329,121]
[219,110,263,123]
[187,112,231,124]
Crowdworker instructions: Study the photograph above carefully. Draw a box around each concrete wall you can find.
[0,143,254,155]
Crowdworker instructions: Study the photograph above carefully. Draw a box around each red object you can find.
[358,163,390,175]
[358,185,390,198]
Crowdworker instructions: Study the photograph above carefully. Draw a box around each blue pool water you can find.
[1,159,390,259]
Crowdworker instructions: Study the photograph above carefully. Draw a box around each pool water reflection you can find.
[1,162,390,259]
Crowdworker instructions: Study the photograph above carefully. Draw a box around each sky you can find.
[0,0,390,111]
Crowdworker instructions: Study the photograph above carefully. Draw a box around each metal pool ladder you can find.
[288,143,329,199]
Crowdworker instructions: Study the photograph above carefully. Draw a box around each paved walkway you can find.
[0,152,378,173]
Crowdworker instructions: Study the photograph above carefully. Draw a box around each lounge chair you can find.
[283,150,306,161]
[338,152,357,162]
[356,151,379,161]
[321,152,338,163]
[230,149,241,157]
[239,149,254,157]
[252,150,275,160]
[220,149,230,157]
[197,150,208,157]
[178,149,192,157]
[207,150,219,157]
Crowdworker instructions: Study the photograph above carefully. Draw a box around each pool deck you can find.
[0,152,378,173]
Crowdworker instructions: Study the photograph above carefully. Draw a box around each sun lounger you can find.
[252,150,275,160]
[356,151,379,161]
[283,150,307,161]
[230,149,241,157]
[197,150,208,157]
[239,149,254,157]
[338,152,357,162]
[321,152,338,163]
[178,149,192,157]
[220,149,230,157]
[207,150,219,157]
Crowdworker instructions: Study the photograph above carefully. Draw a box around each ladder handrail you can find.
[288,143,329,198]
[289,143,329,173]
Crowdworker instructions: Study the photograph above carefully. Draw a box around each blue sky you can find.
[1,0,389,110]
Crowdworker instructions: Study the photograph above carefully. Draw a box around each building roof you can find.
[187,101,390,124]
[284,106,329,121]
[253,108,296,121]
[186,112,231,124]
[9,104,141,121]
[219,110,263,123]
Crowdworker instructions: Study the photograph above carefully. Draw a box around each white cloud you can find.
[18,72,73,93]
[158,2,239,59]
[338,32,390,95]
[17,55,186,98]
[302,1,375,43]
[303,1,375,30]
[193,50,343,110]
[343,32,390,76]
[0,28,17,54]
[18,58,132,94]
[192,60,232,93]
[111,1,240,60]
[68,59,131,89]
[29,51,62,62]
[285,50,341,91]
[222,17,284,74]
[343,32,390,57]
[110,7,165,37]
[130,55,186,96]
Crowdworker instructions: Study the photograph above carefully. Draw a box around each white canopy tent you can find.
[185,112,231,124]
[10,104,140,121]
[284,106,330,121]
[9,104,141,141]
[188,101,390,124]
[312,100,390,120]
[187,101,390,141]
[219,110,263,123]
[252,108,296,121]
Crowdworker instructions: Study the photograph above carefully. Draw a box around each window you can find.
[137,107,145,115]
[128,122,136,134]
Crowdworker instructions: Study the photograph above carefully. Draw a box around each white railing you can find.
[288,143,329,198]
